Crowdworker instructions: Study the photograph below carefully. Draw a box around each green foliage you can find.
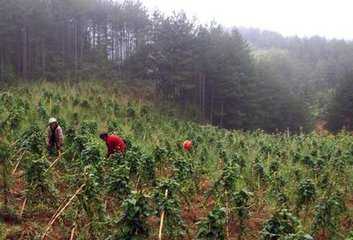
[2,0,353,133]
[80,140,102,166]
[261,209,310,240]
[107,120,123,134]
[0,141,10,209]
[196,207,227,240]
[346,231,353,240]
[312,194,346,237]
[80,120,98,135]
[0,223,5,240]
[127,104,136,118]
[111,191,152,240]
[106,162,131,200]
[18,124,44,154]
[240,28,353,124]
[283,232,314,240]
[124,144,156,184]
[0,142,10,162]
[233,189,252,238]
[1,82,353,239]
[213,162,240,195]
[296,179,316,209]
[24,155,56,204]
[153,179,186,239]
[37,101,49,120]
[253,160,268,183]
[173,158,193,183]
[79,165,105,226]
[153,146,168,164]
[327,72,353,131]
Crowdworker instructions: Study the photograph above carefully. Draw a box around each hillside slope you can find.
[1,81,353,239]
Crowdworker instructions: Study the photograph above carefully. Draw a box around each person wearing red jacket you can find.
[99,133,126,157]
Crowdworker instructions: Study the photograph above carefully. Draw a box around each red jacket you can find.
[106,134,126,156]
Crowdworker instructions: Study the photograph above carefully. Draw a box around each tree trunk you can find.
[210,82,215,124]
[104,20,108,60]
[199,72,202,116]
[202,74,206,122]
[62,24,66,74]
[220,101,224,128]
[111,37,115,61]
[74,21,78,79]
[22,27,28,79]
[41,38,46,78]
[0,47,4,82]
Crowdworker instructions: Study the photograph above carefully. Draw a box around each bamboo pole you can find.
[12,151,26,175]
[48,184,84,224]
[12,159,21,175]
[42,184,86,240]
[11,148,25,160]
[69,224,76,240]
[226,191,229,240]
[45,156,61,173]
[158,189,169,240]
[10,139,20,147]
[45,150,67,173]
[20,197,27,217]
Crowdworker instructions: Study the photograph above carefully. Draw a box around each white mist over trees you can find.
[0,0,352,132]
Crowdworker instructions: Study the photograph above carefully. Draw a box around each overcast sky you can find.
[140,0,353,40]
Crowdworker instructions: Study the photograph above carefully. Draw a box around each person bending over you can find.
[99,132,126,157]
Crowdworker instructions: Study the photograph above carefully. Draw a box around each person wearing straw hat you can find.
[46,117,64,157]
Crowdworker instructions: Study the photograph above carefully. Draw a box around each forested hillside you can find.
[2,1,353,239]
[239,28,353,124]
[0,0,352,132]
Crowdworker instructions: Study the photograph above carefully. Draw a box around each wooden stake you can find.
[10,139,20,147]
[226,191,229,240]
[49,184,84,224]
[69,224,76,240]
[45,150,67,173]
[158,189,168,240]
[11,148,24,160]
[20,198,27,217]
[12,159,21,175]
[12,151,26,175]
[45,156,61,173]
[42,184,85,240]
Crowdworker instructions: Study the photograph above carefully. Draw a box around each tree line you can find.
[0,0,351,132]
[239,28,353,131]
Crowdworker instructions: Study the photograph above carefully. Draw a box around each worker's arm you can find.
[56,126,64,148]
[46,127,51,147]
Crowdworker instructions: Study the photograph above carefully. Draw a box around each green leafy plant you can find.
[24,155,57,205]
[196,206,227,240]
[312,194,346,238]
[233,189,252,240]
[153,179,186,239]
[261,209,308,240]
[79,120,98,135]
[106,162,131,200]
[80,140,102,166]
[18,124,44,154]
[110,191,152,240]
[296,179,316,218]
[0,141,10,209]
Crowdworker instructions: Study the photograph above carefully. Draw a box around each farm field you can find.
[1,81,353,240]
